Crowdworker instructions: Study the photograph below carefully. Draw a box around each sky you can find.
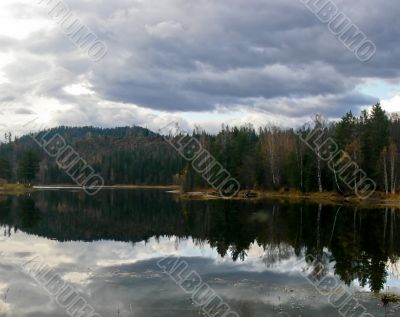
[0,0,399,135]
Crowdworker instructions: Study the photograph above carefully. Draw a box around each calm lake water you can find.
[0,189,399,316]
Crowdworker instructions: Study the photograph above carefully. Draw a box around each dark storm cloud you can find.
[2,0,398,120]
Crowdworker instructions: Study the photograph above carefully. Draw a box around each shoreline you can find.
[0,184,180,196]
[3,184,400,208]
[0,184,35,195]
[178,189,400,209]
[32,185,180,190]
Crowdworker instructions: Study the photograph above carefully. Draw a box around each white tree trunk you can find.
[390,145,396,194]
[383,152,389,194]
[316,147,323,193]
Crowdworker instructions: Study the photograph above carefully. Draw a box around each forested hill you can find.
[19,125,156,142]
[0,126,184,186]
[1,103,400,195]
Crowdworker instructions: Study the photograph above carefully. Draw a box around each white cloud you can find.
[0,0,397,133]
[63,83,95,96]
[0,0,53,40]
[381,94,400,114]
[145,21,184,38]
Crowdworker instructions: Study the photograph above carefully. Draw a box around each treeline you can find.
[181,103,400,195]
[1,103,400,194]
[0,126,183,185]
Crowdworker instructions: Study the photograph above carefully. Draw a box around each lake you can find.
[0,189,399,316]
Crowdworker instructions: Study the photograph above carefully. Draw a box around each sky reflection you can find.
[0,231,390,317]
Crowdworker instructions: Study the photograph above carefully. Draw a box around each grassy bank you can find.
[109,185,180,189]
[3,181,400,209]
[0,182,35,195]
[178,188,400,209]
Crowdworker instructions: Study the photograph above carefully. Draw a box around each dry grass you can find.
[177,188,400,208]
[0,182,34,195]
[381,293,400,306]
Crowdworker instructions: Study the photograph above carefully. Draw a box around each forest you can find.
[1,103,400,196]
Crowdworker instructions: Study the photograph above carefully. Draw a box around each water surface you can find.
[0,189,399,316]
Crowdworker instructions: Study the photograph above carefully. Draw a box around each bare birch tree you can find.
[389,143,398,194]
[381,147,389,194]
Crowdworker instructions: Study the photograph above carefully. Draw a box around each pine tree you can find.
[17,150,40,183]
[0,157,12,181]
[363,103,389,182]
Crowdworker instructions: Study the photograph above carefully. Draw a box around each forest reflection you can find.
[0,189,398,293]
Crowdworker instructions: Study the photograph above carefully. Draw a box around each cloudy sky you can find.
[0,0,399,135]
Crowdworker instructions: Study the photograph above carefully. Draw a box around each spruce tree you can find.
[17,150,40,183]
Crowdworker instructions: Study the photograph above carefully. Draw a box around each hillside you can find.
[0,126,184,186]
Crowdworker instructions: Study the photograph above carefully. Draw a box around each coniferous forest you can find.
[1,103,400,195]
